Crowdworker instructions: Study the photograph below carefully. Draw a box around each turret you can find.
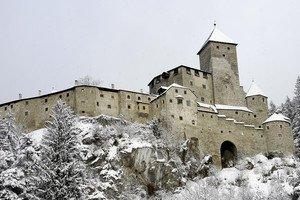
[263,113,294,155]
[245,81,268,126]
[197,24,245,106]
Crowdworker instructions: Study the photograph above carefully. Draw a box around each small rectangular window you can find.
[184,90,187,94]
[143,106,146,110]
[174,68,178,75]
[203,73,208,79]
[175,89,178,93]
[111,95,114,99]
[108,105,111,109]
[190,81,193,86]
[202,84,206,89]
[169,99,173,103]
[10,105,13,109]
[127,95,131,99]
[195,71,200,77]
[186,100,191,106]
[177,99,183,104]
[25,101,29,105]
[97,102,99,106]
[201,97,205,102]
[25,111,28,116]
[59,95,62,99]
[45,108,48,112]
[100,94,104,97]
[81,111,85,114]
[67,93,69,97]
[45,99,48,103]
[186,69,191,74]
[4,107,7,111]
[138,96,141,101]
[179,116,183,120]
[127,105,131,109]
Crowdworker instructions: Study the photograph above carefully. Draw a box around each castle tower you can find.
[245,81,268,126]
[263,113,294,155]
[197,25,246,106]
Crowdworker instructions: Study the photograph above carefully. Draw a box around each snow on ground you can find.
[24,115,300,200]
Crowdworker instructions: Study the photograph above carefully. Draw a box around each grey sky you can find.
[0,0,299,106]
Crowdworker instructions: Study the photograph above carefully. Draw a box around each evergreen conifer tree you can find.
[32,100,84,199]
[293,76,300,155]
[269,101,277,116]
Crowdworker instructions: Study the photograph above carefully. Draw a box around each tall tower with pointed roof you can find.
[198,25,245,106]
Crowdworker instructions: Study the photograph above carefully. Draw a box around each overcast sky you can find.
[0,0,299,105]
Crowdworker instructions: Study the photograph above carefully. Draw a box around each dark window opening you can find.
[280,125,283,129]
[142,106,146,110]
[267,126,269,129]
[195,71,200,76]
[127,105,131,109]
[67,93,69,97]
[222,54,226,57]
[100,94,104,97]
[192,120,195,125]
[25,101,29,105]
[186,69,191,74]
[45,99,48,103]
[45,108,48,112]
[175,89,178,93]
[190,81,193,86]
[138,97,141,101]
[201,97,205,102]
[108,105,111,109]
[127,95,131,99]
[235,111,238,114]
[202,84,206,89]
[25,111,28,116]
[111,95,114,99]
[174,68,178,75]
[184,90,187,94]
[227,47,230,50]
[148,97,151,101]
[59,95,62,99]
[97,102,99,106]
[177,99,183,104]
[10,105,13,109]
[254,115,257,118]
[203,73,208,79]
[81,111,85,114]
[179,116,183,120]
[216,46,219,49]
[169,99,173,103]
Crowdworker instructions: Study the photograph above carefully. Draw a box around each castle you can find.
[0,25,294,167]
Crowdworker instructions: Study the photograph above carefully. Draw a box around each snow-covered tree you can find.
[0,111,23,171]
[281,96,295,123]
[269,101,277,116]
[32,100,84,199]
[293,76,300,156]
[77,75,101,86]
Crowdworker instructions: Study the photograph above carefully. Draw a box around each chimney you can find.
[38,89,42,96]
[19,93,22,100]
[111,84,115,89]
[75,80,79,86]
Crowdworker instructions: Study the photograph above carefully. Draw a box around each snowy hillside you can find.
[0,103,299,199]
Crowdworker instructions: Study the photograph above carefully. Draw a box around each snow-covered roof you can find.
[199,26,237,52]
[246,81,267,97]
[151,83,189,102]
[263,113,290,124]
[215,104,253,113]
[197,102,218,113]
